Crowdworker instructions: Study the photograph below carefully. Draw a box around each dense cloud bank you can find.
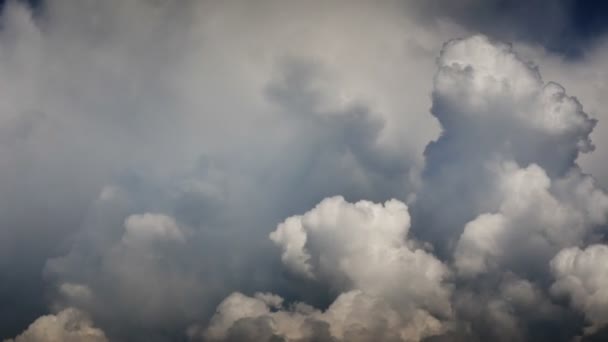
[198,36,608,342]
[1,1,608,341]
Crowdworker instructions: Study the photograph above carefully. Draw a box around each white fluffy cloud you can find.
[270,196,452,316]
[434,36,596,160]
[411,37,600,262]
[205,196,452,341]
[410,35,608,340]
[201,290,445,342]
[455,162,608,277]
[520,37,608,189]
[551,245,608,330]
[410,35,608,278]
[4,308,107,342]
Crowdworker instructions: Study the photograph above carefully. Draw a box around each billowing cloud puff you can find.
[4,308,107,342]
[201,290,444,342]
[270,196,452,316]
[412,36,600,252]
[204,196,453,341]
[551,245,608,330]
[432,36,596,172]
[428,36,608,282]
[435,36,595,142]
[454,162,608,277]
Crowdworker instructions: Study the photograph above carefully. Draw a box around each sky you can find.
[0,1,608,341]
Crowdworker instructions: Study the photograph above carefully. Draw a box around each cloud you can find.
[4,308,107,342]
[431,35,595,174]
[454,162,608,278]
[201,290,445,342]
[422,35,607,281]
[269,196,451,316]
[204,196,452,341]
[520,37,608,189]
[44,193,214,341]
[409,35,608,340]
[551,245,608,332]
[122,213,185,246]
[1,1,608,341]
[412,34,602,252]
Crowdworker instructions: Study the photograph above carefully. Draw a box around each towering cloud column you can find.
[414,35,608,340]
[412,35,600,256]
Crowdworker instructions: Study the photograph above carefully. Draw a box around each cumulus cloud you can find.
[269,196,451,316]
[203,196,452,341]
[412,34,604,252]
[409,35,608,340]
[4,308,107,342]
[200,290,445,342]
[551,245,608,332]
[454,162,608,278]
[523,37,608,189]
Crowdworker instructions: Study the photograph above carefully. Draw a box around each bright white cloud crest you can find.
[270,196,451,315]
